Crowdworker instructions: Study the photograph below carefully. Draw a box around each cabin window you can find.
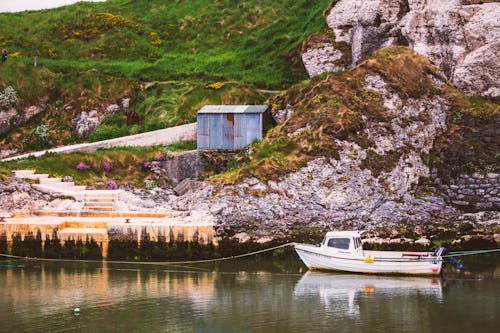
[327,238,350,250]
[354,237,362,249]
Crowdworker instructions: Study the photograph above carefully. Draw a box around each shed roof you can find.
[197,105,268,114]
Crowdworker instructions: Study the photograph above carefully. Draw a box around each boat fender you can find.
[364,255,375,263]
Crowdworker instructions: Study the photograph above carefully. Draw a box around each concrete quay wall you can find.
[0,216,215,258]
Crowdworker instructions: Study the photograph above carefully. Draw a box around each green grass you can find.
[0,0,331,154]
[0,141,197,186]
[0,0,330,87]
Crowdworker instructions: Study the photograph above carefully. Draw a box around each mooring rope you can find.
[0,242,295,266]
[445,249,500,257]
[0,245,498,266]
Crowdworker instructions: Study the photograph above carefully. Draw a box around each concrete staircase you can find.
[14,170,119,212]
[82,195,116,212]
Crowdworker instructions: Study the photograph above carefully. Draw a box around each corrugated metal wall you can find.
[197,113,262,150]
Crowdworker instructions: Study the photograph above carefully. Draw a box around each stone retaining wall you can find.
[434,173,499,211]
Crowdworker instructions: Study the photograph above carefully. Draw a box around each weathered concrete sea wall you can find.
[0,217,215,259]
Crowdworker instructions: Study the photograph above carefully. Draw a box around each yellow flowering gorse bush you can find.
[205,82,225,90]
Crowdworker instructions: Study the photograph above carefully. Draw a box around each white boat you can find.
[294,231,443,275]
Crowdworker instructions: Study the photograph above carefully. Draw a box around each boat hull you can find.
[295,244,442,276]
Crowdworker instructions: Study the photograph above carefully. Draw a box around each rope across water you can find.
[0,242,296,266]
[445,249,500,257]
[0,245,498,266]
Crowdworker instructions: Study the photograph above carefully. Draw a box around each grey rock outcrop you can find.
[0,180,49,214]
[303,0,500,99]
[73,110,101,137]
[72,100,129,137]
[162,150,205,185]
[0,105,44,136]
[302,44,345,77]
[175,74,465,237]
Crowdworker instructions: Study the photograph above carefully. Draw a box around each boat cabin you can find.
[321,231,364,256]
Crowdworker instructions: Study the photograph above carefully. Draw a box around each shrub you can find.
[0,86,19,110]
[205,82,225,90]
[30,125,50,145]
[144,179,158,190]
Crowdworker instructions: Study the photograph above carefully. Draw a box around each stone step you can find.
[82,207,115,212]
[72,186,87,191]
[36,181,76,191]
[83,194,119,201]
[39,178,63,185]
[13,170,35,177]
[84,197,116,203]
[47,183,86,191]
[34,183,85,193]
[32,184,63,195]
[32,184,86,200]
[83,202,115,208]
[14,170,50,180]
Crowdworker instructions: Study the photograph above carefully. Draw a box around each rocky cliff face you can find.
[303,0,500,99]
[173,48,499,239]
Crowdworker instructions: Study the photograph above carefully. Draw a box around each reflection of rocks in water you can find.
[294,272,443,316]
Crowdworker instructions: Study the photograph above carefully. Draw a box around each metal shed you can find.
[197,105,268,150]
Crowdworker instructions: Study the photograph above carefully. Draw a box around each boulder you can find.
[303,0,500,99]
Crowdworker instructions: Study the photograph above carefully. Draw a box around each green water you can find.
[0,256,498,333]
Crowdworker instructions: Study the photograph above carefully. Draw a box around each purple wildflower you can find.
[102,161,113,172]
[106,181,118,190]
[152,161,162,167]
[143,161,151,169]
[155,153,167,161]
[76,162,90,170]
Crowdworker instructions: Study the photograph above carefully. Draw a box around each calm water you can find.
[0,256,499,333]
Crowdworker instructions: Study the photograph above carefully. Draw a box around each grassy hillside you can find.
[0,0,330,86]
[0,0,331,153]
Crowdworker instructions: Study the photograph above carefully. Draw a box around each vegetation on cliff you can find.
[213,47,499,185]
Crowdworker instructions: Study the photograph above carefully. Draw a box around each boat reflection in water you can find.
[294,272,442,316]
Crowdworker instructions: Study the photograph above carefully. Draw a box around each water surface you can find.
[0,256,498,332]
